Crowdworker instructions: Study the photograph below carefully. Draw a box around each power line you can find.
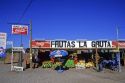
[18,0,33,23]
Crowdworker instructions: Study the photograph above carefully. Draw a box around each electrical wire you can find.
[18,0,33,23]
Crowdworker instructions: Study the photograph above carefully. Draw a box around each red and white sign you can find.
[32,40,51,48]
[118,41,125,48]
[0,32,7,49]
[12,25,28,35]
[112,41,125,48]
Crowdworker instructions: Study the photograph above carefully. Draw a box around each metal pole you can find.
[30,20,32,68]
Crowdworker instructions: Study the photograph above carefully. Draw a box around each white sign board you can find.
[12,47,23,51]
[11,66,23,71]
[51,41,112,49]
[0,32,7,49]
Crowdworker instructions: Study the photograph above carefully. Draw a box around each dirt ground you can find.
[0,63,125,83]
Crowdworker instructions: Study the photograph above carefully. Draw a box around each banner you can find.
[0,32,7,49]
[32,40,51,48]
[51,40,112,49]
[12,25,28,35]
[31,40,112,49]
[31,40,125,49]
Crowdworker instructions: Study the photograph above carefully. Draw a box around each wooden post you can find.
[95,46,100,70]
[30,20,32,68]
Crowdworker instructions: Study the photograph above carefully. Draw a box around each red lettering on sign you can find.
[32,41,51,48]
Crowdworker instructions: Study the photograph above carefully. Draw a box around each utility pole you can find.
[116,26,121,72]
[30,20,32,68]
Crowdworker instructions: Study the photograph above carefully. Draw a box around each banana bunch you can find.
[42,61,52,68]
[52,62,62,69]
[75,60,94,68]
[85,62,94,68]
[75,60,86,68]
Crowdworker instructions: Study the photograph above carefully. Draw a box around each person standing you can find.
[98,57,104,72]
[32,54,40,68]
[25,50,30,69]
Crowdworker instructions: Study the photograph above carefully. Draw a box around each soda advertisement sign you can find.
[12,25,28,35]
[112,41,125,48]
[32,40,51,48]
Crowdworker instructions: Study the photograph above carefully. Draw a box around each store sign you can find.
[32,40,51,48]
[12,25,28,35]
[0,32,7,49]
[51,41,112,49]
[31,40,125,49]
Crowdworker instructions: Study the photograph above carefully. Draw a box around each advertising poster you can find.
[12,25,28,35]
[0,32,7,49]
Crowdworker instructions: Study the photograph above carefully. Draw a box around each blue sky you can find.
[0,0,125,47]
